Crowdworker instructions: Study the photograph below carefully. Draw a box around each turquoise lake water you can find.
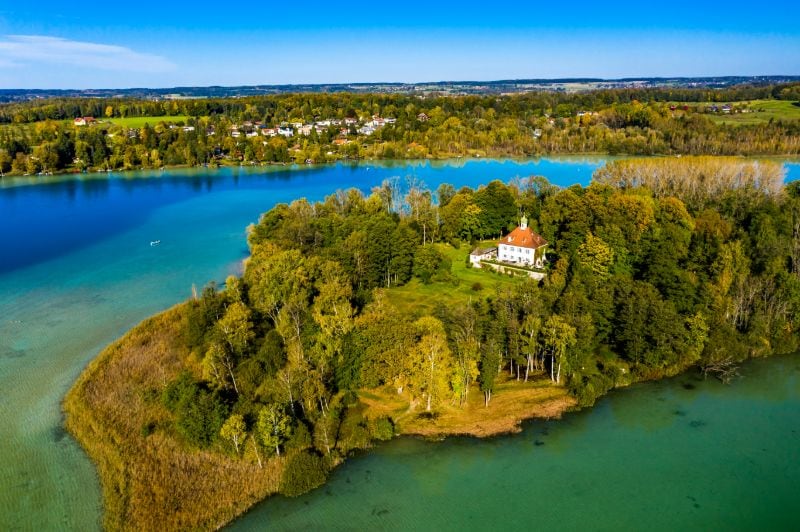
[0,158,798,530]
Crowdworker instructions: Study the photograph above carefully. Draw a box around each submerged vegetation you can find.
[65,156,800,529]
[2,83,800,176]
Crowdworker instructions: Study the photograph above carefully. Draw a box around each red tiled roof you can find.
[498,226,547,249]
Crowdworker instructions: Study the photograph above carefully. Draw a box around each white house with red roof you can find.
[497,216,547,268]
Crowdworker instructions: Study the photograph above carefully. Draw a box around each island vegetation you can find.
[65,156,800,530]
[2,83,800,176]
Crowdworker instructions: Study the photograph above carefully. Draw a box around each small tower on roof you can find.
[520,215,528,230]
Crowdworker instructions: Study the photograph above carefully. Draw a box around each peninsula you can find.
[65,156,800,530]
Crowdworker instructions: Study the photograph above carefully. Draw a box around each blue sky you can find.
[1,1,799,89]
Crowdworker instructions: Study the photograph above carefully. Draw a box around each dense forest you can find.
[2,83,800,175]
[153,157,800,499]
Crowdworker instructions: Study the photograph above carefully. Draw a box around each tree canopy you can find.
[157,158,800,483]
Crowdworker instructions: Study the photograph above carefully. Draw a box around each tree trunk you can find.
[556,361,561,384]
[320,422,332,456]
[427,393,432,412]
[226,362,240,396]
[281,371,296,416]
[251,437,262,469]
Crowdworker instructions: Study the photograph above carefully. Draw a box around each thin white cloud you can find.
[0,35,175,72]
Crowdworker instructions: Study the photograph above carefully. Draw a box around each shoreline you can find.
[1,154,614,189]
[4,153,800,188]
[0,152,800,190]
[63,302,579,530]
[63,302,719,530]
[63,286,799,530]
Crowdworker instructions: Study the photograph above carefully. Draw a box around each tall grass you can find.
[64,304,283,530]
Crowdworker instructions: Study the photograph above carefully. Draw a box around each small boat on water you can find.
[150,240,161,246]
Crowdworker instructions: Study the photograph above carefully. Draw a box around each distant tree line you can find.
[1,84,800,176]
[3,83,800,124]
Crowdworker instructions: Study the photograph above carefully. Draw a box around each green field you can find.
[386,243,526,316]
[702,100,800,126]
[106,115,196,128]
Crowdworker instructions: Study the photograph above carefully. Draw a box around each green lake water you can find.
[231,355,800,531]
[0,158,798,530]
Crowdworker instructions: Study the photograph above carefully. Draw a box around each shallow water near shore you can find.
[230,354,800,531]
[0,158,798,530]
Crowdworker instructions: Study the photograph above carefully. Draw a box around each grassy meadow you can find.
[359,375,574,438]
[385,243,526,316]
[106,115,197,128]
[695,100,800,126]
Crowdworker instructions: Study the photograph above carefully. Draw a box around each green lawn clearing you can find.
[106,115,197,128]
[705,100,800,126]
[386,243,528,316]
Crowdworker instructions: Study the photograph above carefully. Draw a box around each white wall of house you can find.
[498,243,535,265]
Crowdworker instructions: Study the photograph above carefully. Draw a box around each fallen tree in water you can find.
[701,357,741,384]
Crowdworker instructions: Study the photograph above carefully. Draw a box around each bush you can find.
[471,282,484,291]
[140,421,156,438]
[341,422,371,451]
[162,371,197,412]
[341,390,359,407]
[369,416,395,441]
[413,246,451,284]
[175,390,229,448]
[162,372,229,448]
[285,422,312,451]
[279,451,329,497]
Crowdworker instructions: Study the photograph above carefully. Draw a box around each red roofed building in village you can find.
[497,216,547,268]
